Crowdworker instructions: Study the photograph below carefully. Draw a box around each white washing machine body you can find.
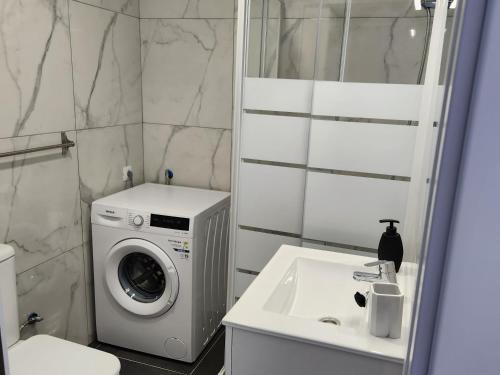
[91,184,230,362]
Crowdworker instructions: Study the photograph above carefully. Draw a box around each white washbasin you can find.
[264,257,368,332]
[224,245,417,363]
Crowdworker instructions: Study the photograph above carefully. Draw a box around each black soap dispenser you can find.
[377,219,403,273]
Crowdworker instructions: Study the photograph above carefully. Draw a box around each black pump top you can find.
[379,219,400,235]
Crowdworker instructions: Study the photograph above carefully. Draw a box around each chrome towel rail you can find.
[0,132,75,159]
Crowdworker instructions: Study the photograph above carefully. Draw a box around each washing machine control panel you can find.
[92,204,193,237]
[126,210,192,237]
[128,211,150,228]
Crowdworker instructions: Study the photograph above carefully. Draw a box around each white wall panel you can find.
[238,163,306,234]
[243,78,313,113]
[234,272,257,298]
[312,81,423,121]
[241,113,310,164]
[236,229,301,272]
[308,120,417,176]
[303,172,409,248]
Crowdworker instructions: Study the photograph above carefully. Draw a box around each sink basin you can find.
[223,245,417,370]
[264,257,366,332]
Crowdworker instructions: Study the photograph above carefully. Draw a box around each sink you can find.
[223,246,417,375]
[264,257,366,331]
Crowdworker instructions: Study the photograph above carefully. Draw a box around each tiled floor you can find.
[91,329,225,375]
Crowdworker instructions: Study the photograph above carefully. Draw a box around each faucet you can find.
[353,260,397,284]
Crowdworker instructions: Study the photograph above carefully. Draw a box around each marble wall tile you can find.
[0,131,83,274]
[314,18,344,81]
[141,19,233,129]
[77,0,140,17]
[143,124,231,191]
[247,18,280,78]
[17,246,88,345]
[246,9,452,83]
[319,0,347,18]
[344,17,428,84]
[77,123,144,243]
[82,242,96,343]
[350,0,456,18]
[248,0,453,20]
[350,0,425,18]
[247,11,344,80]
[276,18,319,80]
[247,18,263,77]
[249,0,345,19]
[70,1,142,129]
[140,0,235,19]
[0,0,75,138]
[246,17,319,79]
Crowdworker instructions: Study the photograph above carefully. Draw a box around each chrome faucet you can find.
[353,260,398,284]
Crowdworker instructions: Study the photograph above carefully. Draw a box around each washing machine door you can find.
[105,238,179,317]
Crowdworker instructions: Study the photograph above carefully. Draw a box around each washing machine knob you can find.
[133,215,144,226]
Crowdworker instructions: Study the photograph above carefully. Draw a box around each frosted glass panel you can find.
[238,162,306,234]
[312,81,423,121]
[308,120,417,176]
[237,229,301,272]
[241,113,310,164]
[243,78,313,113]
[235,272,257,298]
[303,172,409,248]
[301,240,377,258]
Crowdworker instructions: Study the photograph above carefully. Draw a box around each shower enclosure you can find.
[229,0,454,302]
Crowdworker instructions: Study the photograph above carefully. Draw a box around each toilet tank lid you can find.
[9,335,121,375]
[0,245,14,262]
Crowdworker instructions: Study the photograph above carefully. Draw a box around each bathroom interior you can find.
[0,0,497,374]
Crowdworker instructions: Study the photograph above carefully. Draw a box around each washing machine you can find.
[91,183,231,362]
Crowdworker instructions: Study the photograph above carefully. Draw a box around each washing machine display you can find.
[105,239,179,317]
[150,214,190,231]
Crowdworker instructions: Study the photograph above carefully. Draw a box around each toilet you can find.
[0,244,121,375]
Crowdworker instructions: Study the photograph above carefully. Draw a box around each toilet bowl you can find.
[0,244,120,375]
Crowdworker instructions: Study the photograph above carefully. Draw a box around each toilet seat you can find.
[8,335,120,375]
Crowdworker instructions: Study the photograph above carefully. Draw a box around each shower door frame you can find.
[405,0,487,374]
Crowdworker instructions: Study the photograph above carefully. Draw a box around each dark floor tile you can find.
[89,341,100,349]
[93,328,225,375]
[98,343,192,374]
[119,359,179,375]
[191,333,225,375]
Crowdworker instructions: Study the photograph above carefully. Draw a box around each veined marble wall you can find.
[0,0,143,345]
[342,0,454,84]
[140,0,234,191]
[247,0,345,80]
[247,0,453,83]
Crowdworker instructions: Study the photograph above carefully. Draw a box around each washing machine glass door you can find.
[105,238,179,317]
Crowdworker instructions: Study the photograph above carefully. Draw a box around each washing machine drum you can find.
[105,238,179,317]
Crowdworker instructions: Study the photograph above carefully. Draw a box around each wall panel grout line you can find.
[72,0,139,19]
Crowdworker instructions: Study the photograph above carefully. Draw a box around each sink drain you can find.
[319,317,341,326]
